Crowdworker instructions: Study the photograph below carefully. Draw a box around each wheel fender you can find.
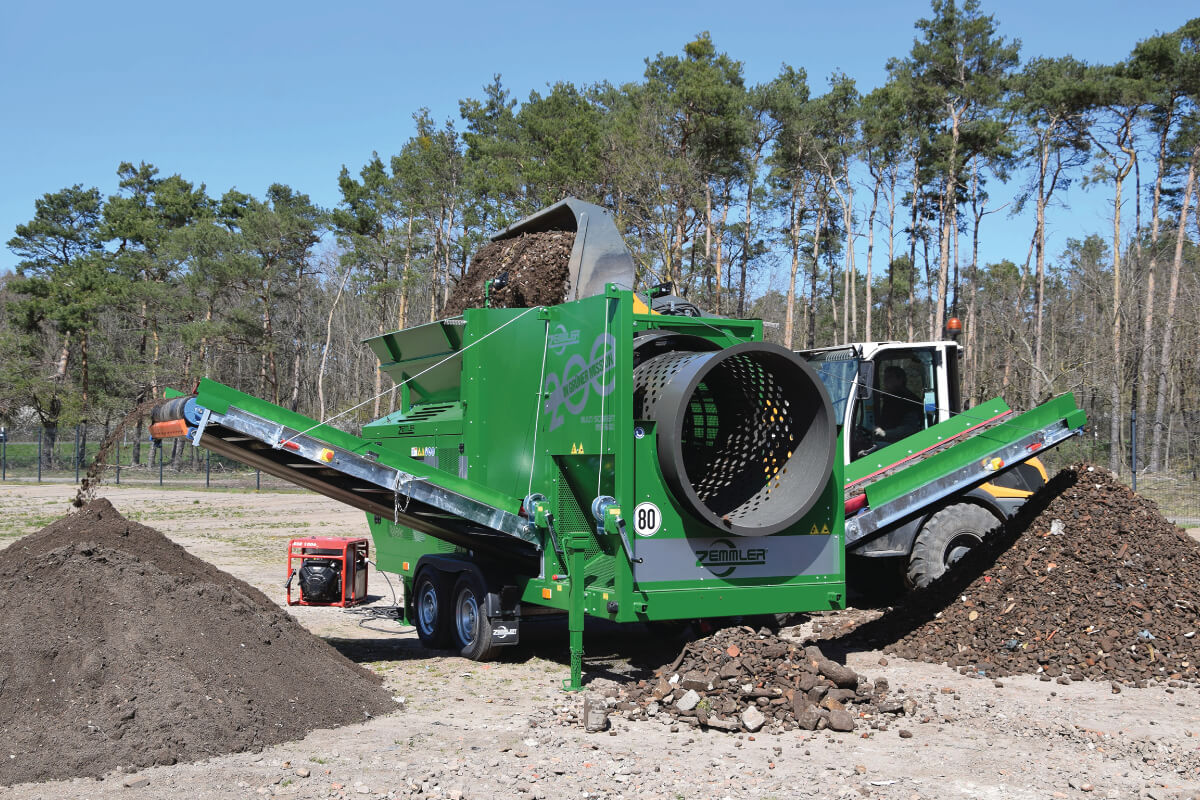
[866,494,1004,560]
[414,554,475,580]
[957,487,1011,521]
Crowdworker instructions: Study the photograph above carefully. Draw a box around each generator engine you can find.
[286,537,369,607]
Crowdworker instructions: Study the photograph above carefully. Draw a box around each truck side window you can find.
[873,350,939,442]
[811,359,857,425]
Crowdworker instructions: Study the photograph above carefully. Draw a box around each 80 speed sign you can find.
[632,502,661,536]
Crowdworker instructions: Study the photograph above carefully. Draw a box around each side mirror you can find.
[856,362,875,400]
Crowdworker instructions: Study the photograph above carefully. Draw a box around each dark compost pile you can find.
[442,231,574,316]
[0,499,395,785]
[847,465,1200,685]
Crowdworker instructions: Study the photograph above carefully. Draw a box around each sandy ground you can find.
[1,483,1198,800]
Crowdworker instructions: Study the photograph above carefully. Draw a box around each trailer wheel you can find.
[452,572,499,661]
[906,503,1000,589]
[413,569,453,649]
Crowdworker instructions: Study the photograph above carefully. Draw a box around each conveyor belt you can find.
[844,409,1014,499]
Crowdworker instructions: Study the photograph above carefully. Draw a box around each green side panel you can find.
[846,397,1012,484]
[362,402,463,439]
[192,378,520,515]
[459,305,567,502]
[865,392,1086,509]
[621,583,845,620]
[534,293,624,460]
[368,514,459,577]
[164,387,187,399]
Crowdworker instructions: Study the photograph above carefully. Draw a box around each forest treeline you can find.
[2,1,1198,474]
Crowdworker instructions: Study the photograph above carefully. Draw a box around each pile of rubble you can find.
[443,231,574,316]
[849,465,1200,686]
[618,626,916,735]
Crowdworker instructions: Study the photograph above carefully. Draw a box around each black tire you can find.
[906,503,1000,589]
[451,572,500,661]
[413,569,453,649]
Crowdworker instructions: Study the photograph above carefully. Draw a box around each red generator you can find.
[286,537,369,607]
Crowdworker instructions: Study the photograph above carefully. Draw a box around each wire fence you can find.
[0,413,1196,526]
[0,423,297,491]
[1001,407,1200,527]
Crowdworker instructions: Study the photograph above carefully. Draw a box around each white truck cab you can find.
[798,341,962,466]
[797,340,1049,591]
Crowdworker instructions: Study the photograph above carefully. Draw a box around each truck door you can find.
[863,347,942,446]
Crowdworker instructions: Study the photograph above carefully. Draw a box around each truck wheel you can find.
[906,503,1000,589]
[452,572,499,661]
[413,569,453,649]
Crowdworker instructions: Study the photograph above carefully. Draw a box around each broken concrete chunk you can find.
[676,690,701,713]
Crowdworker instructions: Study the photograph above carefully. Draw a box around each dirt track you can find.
[0,484,1197,799]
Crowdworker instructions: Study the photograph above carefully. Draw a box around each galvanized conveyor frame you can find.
[186,379,540,565]
[843,393,1087,547]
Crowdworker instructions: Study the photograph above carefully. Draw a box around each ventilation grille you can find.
[404,403,456,420]
[553,466,616,589]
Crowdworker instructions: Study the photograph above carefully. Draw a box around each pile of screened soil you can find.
[442,231,574,316]
[618,627,917,735]
[840,466,1200,686]
[0,499,395,786]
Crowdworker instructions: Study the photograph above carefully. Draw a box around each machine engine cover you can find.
[298,559,343,604]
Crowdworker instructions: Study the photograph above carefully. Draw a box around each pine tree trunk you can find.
[865,171,881,341]
[784,186,801,348]
[401,213,413,330]
[965,193,983,406]
[740,162,755,317]
[1138,121,1172,470]
[704,183,712,297]
[372,320,385,419]
[907,161,919,342]
[1149,151,1196,472]
[807,203,825,349]
[1108,171,1125,474]
[714,195,731,315]
[842,181,855,343]
[259,276,272,400]
[289,347,302,412]
[1031,139,1049,404]
[885,169,897,339]
[55,333,70,381]
[443,199,456,309]
[936,173,953,339]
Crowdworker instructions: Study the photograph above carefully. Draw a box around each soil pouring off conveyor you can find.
[150,198,1085,689]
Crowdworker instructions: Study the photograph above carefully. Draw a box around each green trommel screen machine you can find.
[151,198,844,690]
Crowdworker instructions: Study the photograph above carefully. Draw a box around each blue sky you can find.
[1,0,1194,278]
